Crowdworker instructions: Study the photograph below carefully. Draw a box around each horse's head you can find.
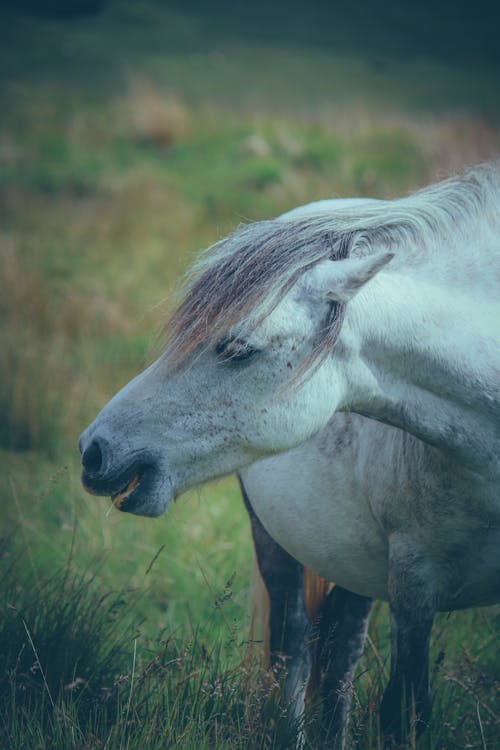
[79,217,392,517]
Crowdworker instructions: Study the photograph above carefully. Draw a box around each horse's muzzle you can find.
[78,426,173,517]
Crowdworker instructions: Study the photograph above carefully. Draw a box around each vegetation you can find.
[1,1,499,747]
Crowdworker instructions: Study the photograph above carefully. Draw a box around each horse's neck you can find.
[343,249,500,472]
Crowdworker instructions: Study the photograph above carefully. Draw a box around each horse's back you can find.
[279,196,380,221]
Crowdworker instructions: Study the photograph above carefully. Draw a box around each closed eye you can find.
[215,337,261,364]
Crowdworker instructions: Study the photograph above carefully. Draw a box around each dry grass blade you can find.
[476,701,487,750]
[445,675,499,721]
[124,638,137,750]
[17,612,55,710]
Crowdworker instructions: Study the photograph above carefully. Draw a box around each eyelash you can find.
[215,338,260,363]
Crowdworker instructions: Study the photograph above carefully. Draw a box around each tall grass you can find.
[1,539,498,749]
[0,540,301,750]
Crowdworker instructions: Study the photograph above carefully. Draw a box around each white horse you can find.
[79,163,500,745]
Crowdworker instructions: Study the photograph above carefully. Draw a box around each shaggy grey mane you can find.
[164,163,499,369]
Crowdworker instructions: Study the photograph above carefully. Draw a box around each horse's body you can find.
[79,164,500,744]
[242,410,500,611]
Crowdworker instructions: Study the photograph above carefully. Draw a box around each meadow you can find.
[1,2,499,747]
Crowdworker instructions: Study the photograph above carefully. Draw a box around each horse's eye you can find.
[215,337,259,363]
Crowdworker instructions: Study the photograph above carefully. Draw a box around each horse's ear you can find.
[324,251,394,303]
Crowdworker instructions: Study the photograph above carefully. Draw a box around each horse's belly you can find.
[240,449,389,600]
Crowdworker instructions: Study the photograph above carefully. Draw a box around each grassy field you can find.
[1,1,499,747]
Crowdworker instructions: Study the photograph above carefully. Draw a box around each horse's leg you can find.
[379,540,435,744]
[314,585,373,742]
[239,476,312,721]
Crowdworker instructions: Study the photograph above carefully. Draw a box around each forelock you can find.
[163,218,351,369]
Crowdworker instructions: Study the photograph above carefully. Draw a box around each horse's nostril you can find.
[82,439,104,475]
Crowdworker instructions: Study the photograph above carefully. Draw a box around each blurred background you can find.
[1,1,499,747]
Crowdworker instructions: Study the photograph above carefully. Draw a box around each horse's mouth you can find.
[82,457,172,518]
[82,462,152,513]
[112,475,140,510]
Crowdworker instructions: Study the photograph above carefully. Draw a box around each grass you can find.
[1,542,498,749]
[1,1,499,747]
[0,544,269,750]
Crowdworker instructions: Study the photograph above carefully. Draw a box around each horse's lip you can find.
[112,464,168,514]
[82,461,172,517]
[111,475,141,509]
[111,471,148,512]
[81,462,150,499]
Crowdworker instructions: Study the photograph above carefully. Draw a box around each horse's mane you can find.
[164,162,499,369]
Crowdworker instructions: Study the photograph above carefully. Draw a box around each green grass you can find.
[1,539,498,749]
[0,543,298,750]
[0,1,499,747]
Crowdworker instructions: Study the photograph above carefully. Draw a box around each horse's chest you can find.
[240,445,390,600]
[251,485,389,599]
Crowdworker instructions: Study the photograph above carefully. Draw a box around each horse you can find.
[79,163,500,745]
